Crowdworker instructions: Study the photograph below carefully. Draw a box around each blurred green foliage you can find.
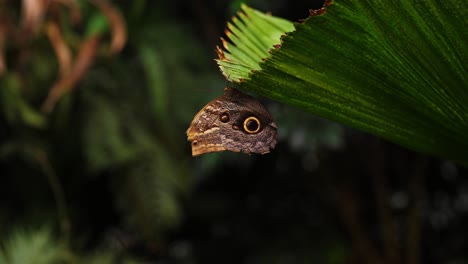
[0,227,64,264]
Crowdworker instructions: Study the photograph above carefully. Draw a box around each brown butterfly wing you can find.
[186,87,277,156]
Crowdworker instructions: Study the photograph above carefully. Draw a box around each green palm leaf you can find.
[216,2,468,162]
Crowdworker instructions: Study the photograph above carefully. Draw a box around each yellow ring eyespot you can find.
[243,116,261,134]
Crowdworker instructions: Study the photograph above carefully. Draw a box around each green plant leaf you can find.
[216,2,468,162]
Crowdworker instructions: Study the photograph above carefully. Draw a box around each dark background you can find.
[0,0,467,263]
